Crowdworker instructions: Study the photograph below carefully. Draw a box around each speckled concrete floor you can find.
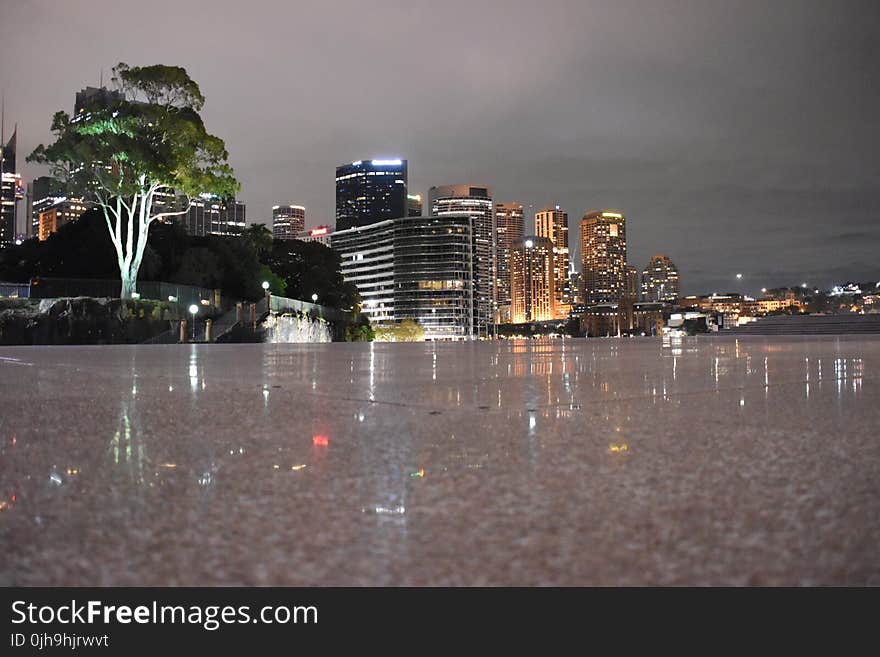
[1,336,878,586]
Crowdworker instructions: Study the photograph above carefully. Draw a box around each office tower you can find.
[178,194,246,236]
[641,254,681,302]
[335,159,407,230]
[534,205,570,316]
[330,220,396,324]
[510,236,555,323]
[1,127,23,249]
[626,265,640,300]
[38,199,89,241]
[581,210,627,305]
[429,184,495,337]
[393,214,475,340]
[569,267,584,306]
[30,176,66,237]
[74,86,125,118]
[330,214,478,339]
[272,205,306,240]
[495,202,524,323]
[407,194,422,217]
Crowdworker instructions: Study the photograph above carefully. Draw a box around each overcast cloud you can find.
[2,0,878,293]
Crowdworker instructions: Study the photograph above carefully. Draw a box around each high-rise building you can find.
[535,205,570,317]
[494,202,524,323]
[626,265,640,300]
[393,214,475,340]
[407,194,422,217]
[429,185,495,337]
[30,176,66,237]
[335,159,407,231]
[641,254,680,302]
[178,194,246,237]
[1,128,23,249]
[510,236,555,324]
[73,86,125,118]
[38,199,89,241]
[581,210,628,305]
[330,219,396,324]
[272,205,305,240]
[330,214,478,339]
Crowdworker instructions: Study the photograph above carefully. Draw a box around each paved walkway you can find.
[1,337,878,585]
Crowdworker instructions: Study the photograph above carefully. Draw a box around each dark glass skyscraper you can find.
[1,128,21,249]
[335,159,407,231]
[177,195,246,236]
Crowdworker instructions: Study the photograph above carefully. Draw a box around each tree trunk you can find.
[120,270,136,299]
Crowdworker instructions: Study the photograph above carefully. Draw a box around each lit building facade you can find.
[38,198,89,241]
[626,265,640,299]
[30,176,66,238]
[330,219,396,324]
[178,195,246,237]
[641,254,680,302]
[1,129,23,249]
[407,194,422,217]
[494,202,524,323]
[393,214,475,340]
[429,184,495,337]
[335,159,408,231]
[510,235,555,323]
[535,205,570,316]
[272,205,306,240]
[581,210,627,305]
[330,214,478,339]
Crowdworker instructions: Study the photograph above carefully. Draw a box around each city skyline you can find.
[2,0,878,294]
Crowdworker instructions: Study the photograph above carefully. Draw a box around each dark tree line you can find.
[0,211,358,309]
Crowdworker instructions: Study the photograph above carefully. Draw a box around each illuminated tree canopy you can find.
[28,63,238,298]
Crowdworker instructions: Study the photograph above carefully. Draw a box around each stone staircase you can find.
[729,314,880,335]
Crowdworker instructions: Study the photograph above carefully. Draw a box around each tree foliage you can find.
[374,318,425,342]
[27,63,237,297]
[262,239,360,310]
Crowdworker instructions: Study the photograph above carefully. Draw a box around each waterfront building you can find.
[581,210,627,304]
[510,235,555,324]
[429,184,495,337]
[494,202,524,323]
[535,205,570,316]
[641,254,680,302]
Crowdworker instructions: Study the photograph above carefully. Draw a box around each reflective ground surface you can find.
[1,337,878,585]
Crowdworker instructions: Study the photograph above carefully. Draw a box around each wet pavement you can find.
[1,336,878,586]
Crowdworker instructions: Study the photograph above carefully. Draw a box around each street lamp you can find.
[262,281,270,291]
[311,293,318,303]
[189,304,199,341]
[736,273,743,280]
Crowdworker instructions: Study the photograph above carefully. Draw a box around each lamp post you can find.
[262,280,271,312]
[311,293,318,303]
[189,304,199,341]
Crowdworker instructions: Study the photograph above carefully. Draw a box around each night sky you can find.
[2,0,878,294]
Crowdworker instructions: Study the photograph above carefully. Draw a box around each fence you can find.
[0,282,30,299]
[28,277,223,310]
[268,294,351,323]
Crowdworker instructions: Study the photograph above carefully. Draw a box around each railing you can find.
[28,277,223,310]
[267,294,350,323]
[0,282,31,299]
